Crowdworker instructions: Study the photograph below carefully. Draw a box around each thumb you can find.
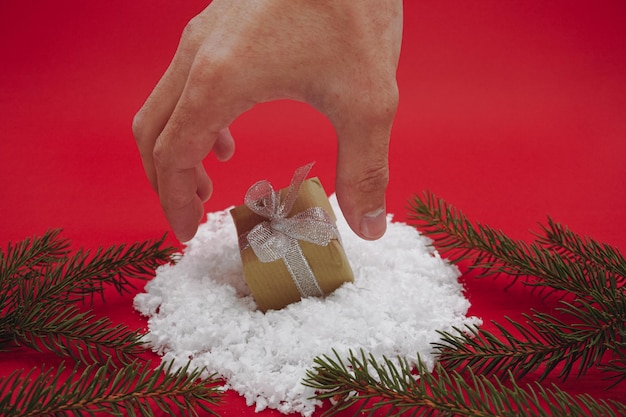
[333,101,396,240]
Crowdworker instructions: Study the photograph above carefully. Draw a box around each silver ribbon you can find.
[240,163,340,298]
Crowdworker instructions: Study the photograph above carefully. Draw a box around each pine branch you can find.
[434,298,625,383]
[603,349,626,388]
[407,191,533,278]
[407,192,624,302]
[21,234,175,305]
[9,303,145,366]
[0,229,71,281]
[408,192,626,384]
[304,350,626,417]
[0,231,220,415]
[538,218,626,288]
[1,231,175,308]
[58,235,178,299]
[0,229,70,314]
[0,230,177,364]
[0,360,222,417]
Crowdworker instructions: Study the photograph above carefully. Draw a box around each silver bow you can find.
[241,163,340,298]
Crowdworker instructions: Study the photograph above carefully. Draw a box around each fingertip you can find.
[213,128,235,162]
[169,199,204,243]
[335,159,389,240]
[336,182,388,240]
[195,166,213,203]
[175,228,197,243]
[359,207,387,240]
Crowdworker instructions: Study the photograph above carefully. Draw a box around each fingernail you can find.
[360,207,386,240]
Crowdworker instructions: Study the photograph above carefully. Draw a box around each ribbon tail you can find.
[279,162,315,217]
[282,238,324,298]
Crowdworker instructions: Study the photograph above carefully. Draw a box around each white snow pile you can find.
[134,195,481,416]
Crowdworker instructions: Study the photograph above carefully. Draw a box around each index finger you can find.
[152,99,221,241]
[152,57,253,241]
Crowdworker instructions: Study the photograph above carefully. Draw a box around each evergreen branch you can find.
[0,231,219,415]
[603,351,626,388]
[0,229,70,281]
[407,191,533,278]
[304,350,626,417]
[0,230,177,363]
[408,192,625,302]
[537,218,626,288]
[20,234,176,305]
[409,192,625,384]
[1,231,176,309]
[433,297,625,384]
[0,360,222,416]
[0,229,70,312]
[8,303,145,366]
[58,234,177,299]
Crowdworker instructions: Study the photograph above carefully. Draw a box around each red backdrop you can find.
[1,1,625,415]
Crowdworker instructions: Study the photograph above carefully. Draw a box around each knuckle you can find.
[131,111,146,142]
[180,16,204,46]
[162,191,191,212]
[189,49,233,85]
[334,78,398,129]
[178,15,212,61]
[151,140,170,169]
[353,163,389,196]
[362,81,399,123]
[383,82,400,113]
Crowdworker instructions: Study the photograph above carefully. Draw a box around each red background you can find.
[1,1,625,415]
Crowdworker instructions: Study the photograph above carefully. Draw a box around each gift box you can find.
[230,163,354,312]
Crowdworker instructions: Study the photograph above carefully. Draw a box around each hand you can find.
[133,0,403,242]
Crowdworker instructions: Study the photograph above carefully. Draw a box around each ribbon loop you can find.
[241,163,340,298]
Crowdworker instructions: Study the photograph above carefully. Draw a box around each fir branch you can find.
[58,234,177,299]
[0,229,70,314]
[433,300,625,384]
[0,229,71,281]
[1,231,175,307]
[0,230,177,364]
[304,194,626,415]
[603,350,626,388]
[0,231,218,416]
[0,360,222,417]
[407,192,624,302]
[408,192,626,384]
[304,350,626,417]
[9,303,145,366]
[16,234,176,305]
[407,191,533,278]
[537,218,626,288]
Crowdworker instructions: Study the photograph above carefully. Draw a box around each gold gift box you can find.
[230,177,354,312]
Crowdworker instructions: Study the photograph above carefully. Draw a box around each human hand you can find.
[133,0,403,242]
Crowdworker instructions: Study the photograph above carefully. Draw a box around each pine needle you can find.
[0,230,70,316]
[0,231,224,416]
[58,234,178,300]
[304,349,626,417]
[11,303,145,366]
[407,192,626,301]
[0,360,222,417]
[407,191,626,383]
[0,229,71,281]
[537,218,626,287]
[0,230,176,363]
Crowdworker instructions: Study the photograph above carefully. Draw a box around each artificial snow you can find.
[134,195,481,416]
